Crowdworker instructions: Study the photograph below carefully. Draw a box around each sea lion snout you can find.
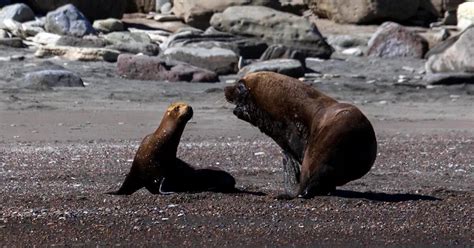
[225,80,249,104]
[167,102,193,122]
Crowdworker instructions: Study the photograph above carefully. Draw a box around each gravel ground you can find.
[0,31,473,246]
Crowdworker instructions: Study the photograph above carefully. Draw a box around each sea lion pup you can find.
[225,72,377,199]
[108,102,236,195]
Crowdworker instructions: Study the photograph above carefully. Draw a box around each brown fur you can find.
[225,72,377,198]
[108,102,236,195]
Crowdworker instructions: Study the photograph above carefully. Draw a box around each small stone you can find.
[342,47,363,56]
[31,32,61,45]
[457,2,474,30]
[93,18,124,33]
[160,2,173,15]
[0,37,24,48]
[35,45,120,62]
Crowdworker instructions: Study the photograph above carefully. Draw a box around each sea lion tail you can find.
[106,172,143,195]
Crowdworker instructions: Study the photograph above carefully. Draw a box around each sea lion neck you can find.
[151,116,186,157]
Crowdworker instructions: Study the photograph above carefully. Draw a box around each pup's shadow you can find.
[331,190,441,202]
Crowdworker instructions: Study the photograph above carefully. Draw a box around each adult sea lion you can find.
[108,102,236,195]
[225,72,377,199]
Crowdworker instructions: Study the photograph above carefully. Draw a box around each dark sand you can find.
[0,43,473,246]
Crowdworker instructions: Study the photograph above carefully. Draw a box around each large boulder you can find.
[45,4,96,37]
[367,22,429,58]
[238,59,305,78]
[116,54,219,83]
[173,0,280,29]
[426,26,474,73]
[308,0,421,24]
[0,3,35,22]
[210,6,333,60]
[21,0,127,21]
[163,46,239,75]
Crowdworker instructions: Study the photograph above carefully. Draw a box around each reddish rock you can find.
[116,54,219,83]
[367,22,429,58]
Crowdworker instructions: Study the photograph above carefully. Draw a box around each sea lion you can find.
[225,72,377,199]
[108,102,236,195]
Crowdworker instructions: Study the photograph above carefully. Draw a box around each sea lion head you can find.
[166,102,193,123]
[224,79,250,105]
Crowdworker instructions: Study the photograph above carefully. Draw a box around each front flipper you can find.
[282,150,301,197]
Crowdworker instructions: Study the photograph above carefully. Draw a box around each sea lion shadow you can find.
[332,190,441,202]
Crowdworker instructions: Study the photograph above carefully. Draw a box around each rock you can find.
[92,18,124,33]
[457,2,474,30]
[23,70,84,90]
[426,26,474,73]
[326,35,367,50]
[153,14,181,22]
[210,6,333,60]
[45,4,96,37]
[161,30,268,59]
[55,35,108,48]
[21,0,127,21]
[367,22,429,58]
[160,2,173,14]
[173,0,280,29]
[0,19,26,37]
[116,54,219,82]
[22,19,45,36]
[308,0,421,24]
[0,37,24,47]
[31,32,61,45]
[156,0,171,12]
[238,59,305,78]
[0,29,10,38]
[0,3,35,23]
[163,46,239,75]
[122,14,189,33]
[35,45,120,62]
[424,73,474,85]
[128,28,171,43]
[342,47,364,56]
[104,32,159,56]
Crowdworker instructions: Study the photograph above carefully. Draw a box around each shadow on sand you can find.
[331,190,441,202]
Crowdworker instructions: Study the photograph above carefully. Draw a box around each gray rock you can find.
[260,44,331,65]
[308,0,421,24]
[23,70,84,90]
[426,26,474,73]
[210,6,333,60]
[367,22,428,58]
[424,73,474,85]
[22,19,45,36]
[92,18,124,33]
[32,32,61,45]
[156,0,171,12]
[55,35,108,48]
[0,3,35,22]
[104,31,160,55]
[0,19,24,37]
[162,30,268,59]
[22,0,127,21]
[173,0,279,29]
[0,37,24,47]
[116,54,219,83]
[163,46,239,75]
[45,4,96,37]
[238,59,304,78]
[326,35,367,51]
[160,2,173,14]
